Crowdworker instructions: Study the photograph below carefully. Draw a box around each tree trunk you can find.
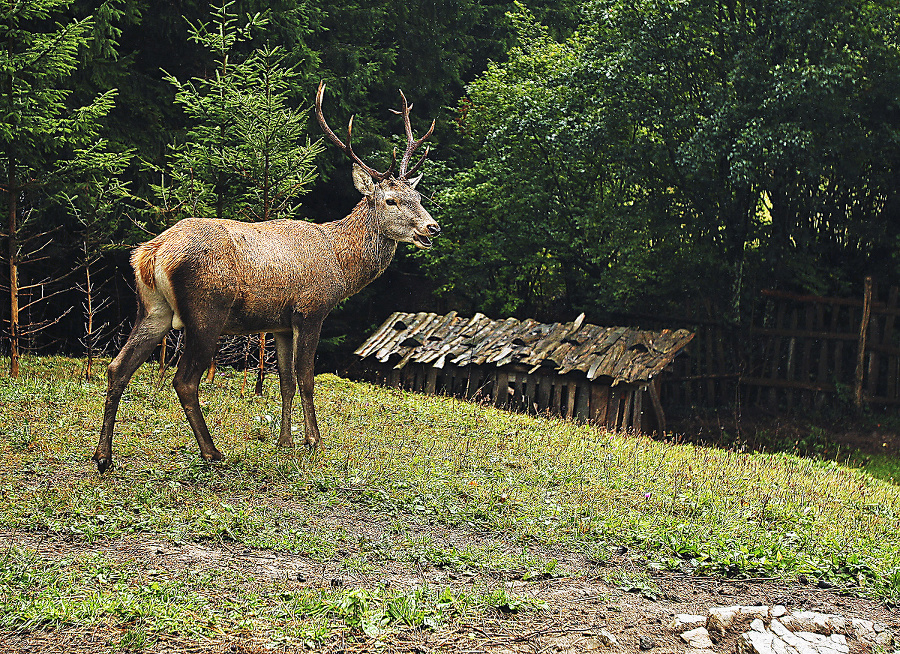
[255,332,266,395]
[6,158,19,378]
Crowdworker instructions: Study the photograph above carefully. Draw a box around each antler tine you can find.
[405,144,432,178]
[316,81,391,181]
[394,89,435,179]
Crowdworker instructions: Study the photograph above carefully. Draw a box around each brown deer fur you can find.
[93,92,438,473]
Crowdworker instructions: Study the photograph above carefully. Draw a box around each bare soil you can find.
[2,502,897,654]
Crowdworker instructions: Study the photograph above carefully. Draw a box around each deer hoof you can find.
[276,437,295,448]
[304,441,318,452]
[94,457,113,475]
[202,450,223,463]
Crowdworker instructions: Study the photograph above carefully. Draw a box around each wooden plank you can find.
[425,367,438,394]
[590,384,609,426]
[761,288,868,307]
[494,371,508,407]
[715,324,728,406]
[620,390,633,430]
[525,375,538,413]
[768,300,786,408]
[537,375,552,412]
[800,303,814,408]
[785,306,799,410]
[833,303,845,386]
[741,377,836,393]
[704,325,715,404]
[866,310,881,398]
[575,381,590,419]
[550,379,562,415]
[632,388,643,433]
[511,372,523,409]
[749,327,858,341]
[885,287,899,400]
[606,387,622,430]
[815,302,829,408]
[566,380,577,419]
[388,368,401,388]
[855,276,874,407]
[648,380,665,434]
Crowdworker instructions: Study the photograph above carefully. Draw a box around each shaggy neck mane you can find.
[326,198,397,298]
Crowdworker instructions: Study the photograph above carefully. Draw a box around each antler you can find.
[390,89,435,179]
[316,81,396,182]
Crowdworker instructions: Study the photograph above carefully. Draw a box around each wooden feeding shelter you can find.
[353,311,694,434]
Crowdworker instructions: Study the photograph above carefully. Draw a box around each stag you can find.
[92,82,439,473]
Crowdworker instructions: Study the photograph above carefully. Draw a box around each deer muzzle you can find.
[413,222,441,249]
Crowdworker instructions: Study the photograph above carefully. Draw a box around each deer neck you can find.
[328,199,397,298]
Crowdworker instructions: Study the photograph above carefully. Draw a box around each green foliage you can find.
[430,0,900,320]
[154,0,322,224]
[0,0,129,375]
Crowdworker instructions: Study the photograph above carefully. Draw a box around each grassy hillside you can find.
[1,356,899,648]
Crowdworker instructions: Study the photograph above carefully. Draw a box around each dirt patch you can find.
[2,504,897,654]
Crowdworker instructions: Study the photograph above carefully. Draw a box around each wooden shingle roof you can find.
[355,311,694,385]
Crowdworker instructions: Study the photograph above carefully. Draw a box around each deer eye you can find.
[386,198,398,206]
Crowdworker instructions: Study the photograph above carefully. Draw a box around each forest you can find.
[2,0,900,378]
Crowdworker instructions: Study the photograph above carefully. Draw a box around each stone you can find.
[740,606,770,619]
[768,619,820,654]
[739,631,777,654]
[681,627,714,650]
[597,629,619,647]
[780,611,847,636]
[708,605,769,634]
[669,614,707,631]
[875,631,894,647]
[771,605,788,618]
[708,605,740,633]
[750,618,766,632]
[850,618,893,645]
[638,635,655,650]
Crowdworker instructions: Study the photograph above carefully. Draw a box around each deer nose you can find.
[427,224,441,237]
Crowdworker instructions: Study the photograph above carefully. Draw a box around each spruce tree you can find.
[157,0,322,223]
[0,0,123,377]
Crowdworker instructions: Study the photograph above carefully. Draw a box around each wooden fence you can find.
[660,277,900,412]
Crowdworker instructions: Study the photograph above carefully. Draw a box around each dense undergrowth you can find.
[1,356,899,646]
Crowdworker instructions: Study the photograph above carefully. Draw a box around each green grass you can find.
[1,355,900,646]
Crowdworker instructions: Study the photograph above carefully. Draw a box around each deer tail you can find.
[131,239,162,290]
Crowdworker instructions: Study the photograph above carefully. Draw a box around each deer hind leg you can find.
[273,332,296,448]
[94,302,173,473]
[294,312,324,449]
[173,325,224,462]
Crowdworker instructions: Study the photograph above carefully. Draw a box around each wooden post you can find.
[648,380,666,435]
[425,367,438,394]
[590,384,609,426]
[854,276,873,408]
[494,371,508,407]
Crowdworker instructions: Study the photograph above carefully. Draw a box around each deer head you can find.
[316,82,440,249]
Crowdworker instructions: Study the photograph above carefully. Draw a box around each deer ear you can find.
[406,173,423,189]
[352,163,375,197]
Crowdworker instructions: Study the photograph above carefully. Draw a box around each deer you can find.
[92,82,439,474]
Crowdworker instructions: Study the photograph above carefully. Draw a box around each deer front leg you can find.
[273,332,296,448]
[172,327,223,462]
[294,313,324,450]
[94,307,171,473]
